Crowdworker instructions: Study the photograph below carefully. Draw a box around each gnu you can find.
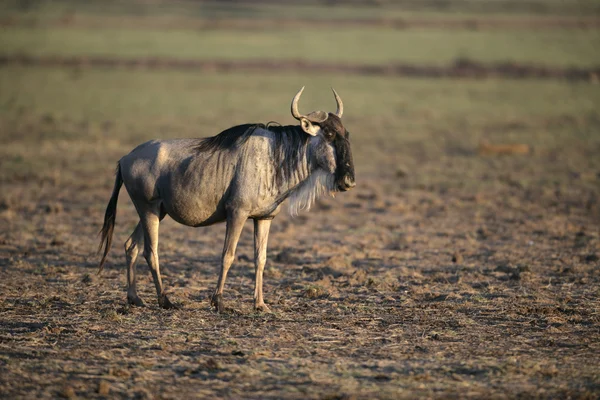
[97,87,356,312]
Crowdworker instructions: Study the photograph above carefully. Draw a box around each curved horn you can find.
[291,86,305,120]
[332,88,343,118]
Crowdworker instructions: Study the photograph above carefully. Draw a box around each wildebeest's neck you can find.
[195,123,327,215]
[262,124,313,189]
[196,123,312,187]
[260,125,334,215]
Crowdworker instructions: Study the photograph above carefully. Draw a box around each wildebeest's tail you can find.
[97,163,123,273]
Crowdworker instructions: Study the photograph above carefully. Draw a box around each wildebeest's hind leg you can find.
[253,219,272,313]
[124,222,144,306]
[139,206,176,309]
[211,211,247,313]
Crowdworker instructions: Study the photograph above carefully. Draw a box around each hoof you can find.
[255,303,272,313]
[211,293,224,313]
[127,295,145,307]
[160,295,178,310]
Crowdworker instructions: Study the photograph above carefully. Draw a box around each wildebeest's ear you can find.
[300,118,320,136]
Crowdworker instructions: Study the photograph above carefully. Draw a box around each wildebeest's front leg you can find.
[211,211,247,313]
[140,208,176,309]
[253,219,272,312]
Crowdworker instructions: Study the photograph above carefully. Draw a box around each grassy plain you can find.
[1,26,600,68]
[1,1,599,399]
[2,66,599,188]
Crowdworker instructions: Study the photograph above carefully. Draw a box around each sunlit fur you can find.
[194,123,339,217]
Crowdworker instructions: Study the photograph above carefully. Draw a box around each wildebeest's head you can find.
[291,87,356,192]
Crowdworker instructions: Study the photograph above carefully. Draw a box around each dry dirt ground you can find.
[1,152,599,399]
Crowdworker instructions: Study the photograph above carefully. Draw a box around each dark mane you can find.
[263,123,312,187]
[196,123,311,154]
[195,123,260,153]
[262,123,311,159]
[195,122,312,187]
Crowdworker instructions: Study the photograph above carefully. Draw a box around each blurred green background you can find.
[1,0,599,194]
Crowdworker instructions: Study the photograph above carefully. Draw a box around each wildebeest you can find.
[97,87,355,312]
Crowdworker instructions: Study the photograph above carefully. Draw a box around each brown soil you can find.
[2,54,599,81]
[1,146,599,398]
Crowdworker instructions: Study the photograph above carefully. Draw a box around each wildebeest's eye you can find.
[323,129,335,141]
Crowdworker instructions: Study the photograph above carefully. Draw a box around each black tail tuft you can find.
[97,163,123,274]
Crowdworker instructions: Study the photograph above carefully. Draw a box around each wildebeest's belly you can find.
[162,187,228,227]
[155,146,236,226]
[163,190,282,226]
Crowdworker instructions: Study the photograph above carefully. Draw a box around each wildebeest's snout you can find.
[333,132,355,192]
[339,174,356,191]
